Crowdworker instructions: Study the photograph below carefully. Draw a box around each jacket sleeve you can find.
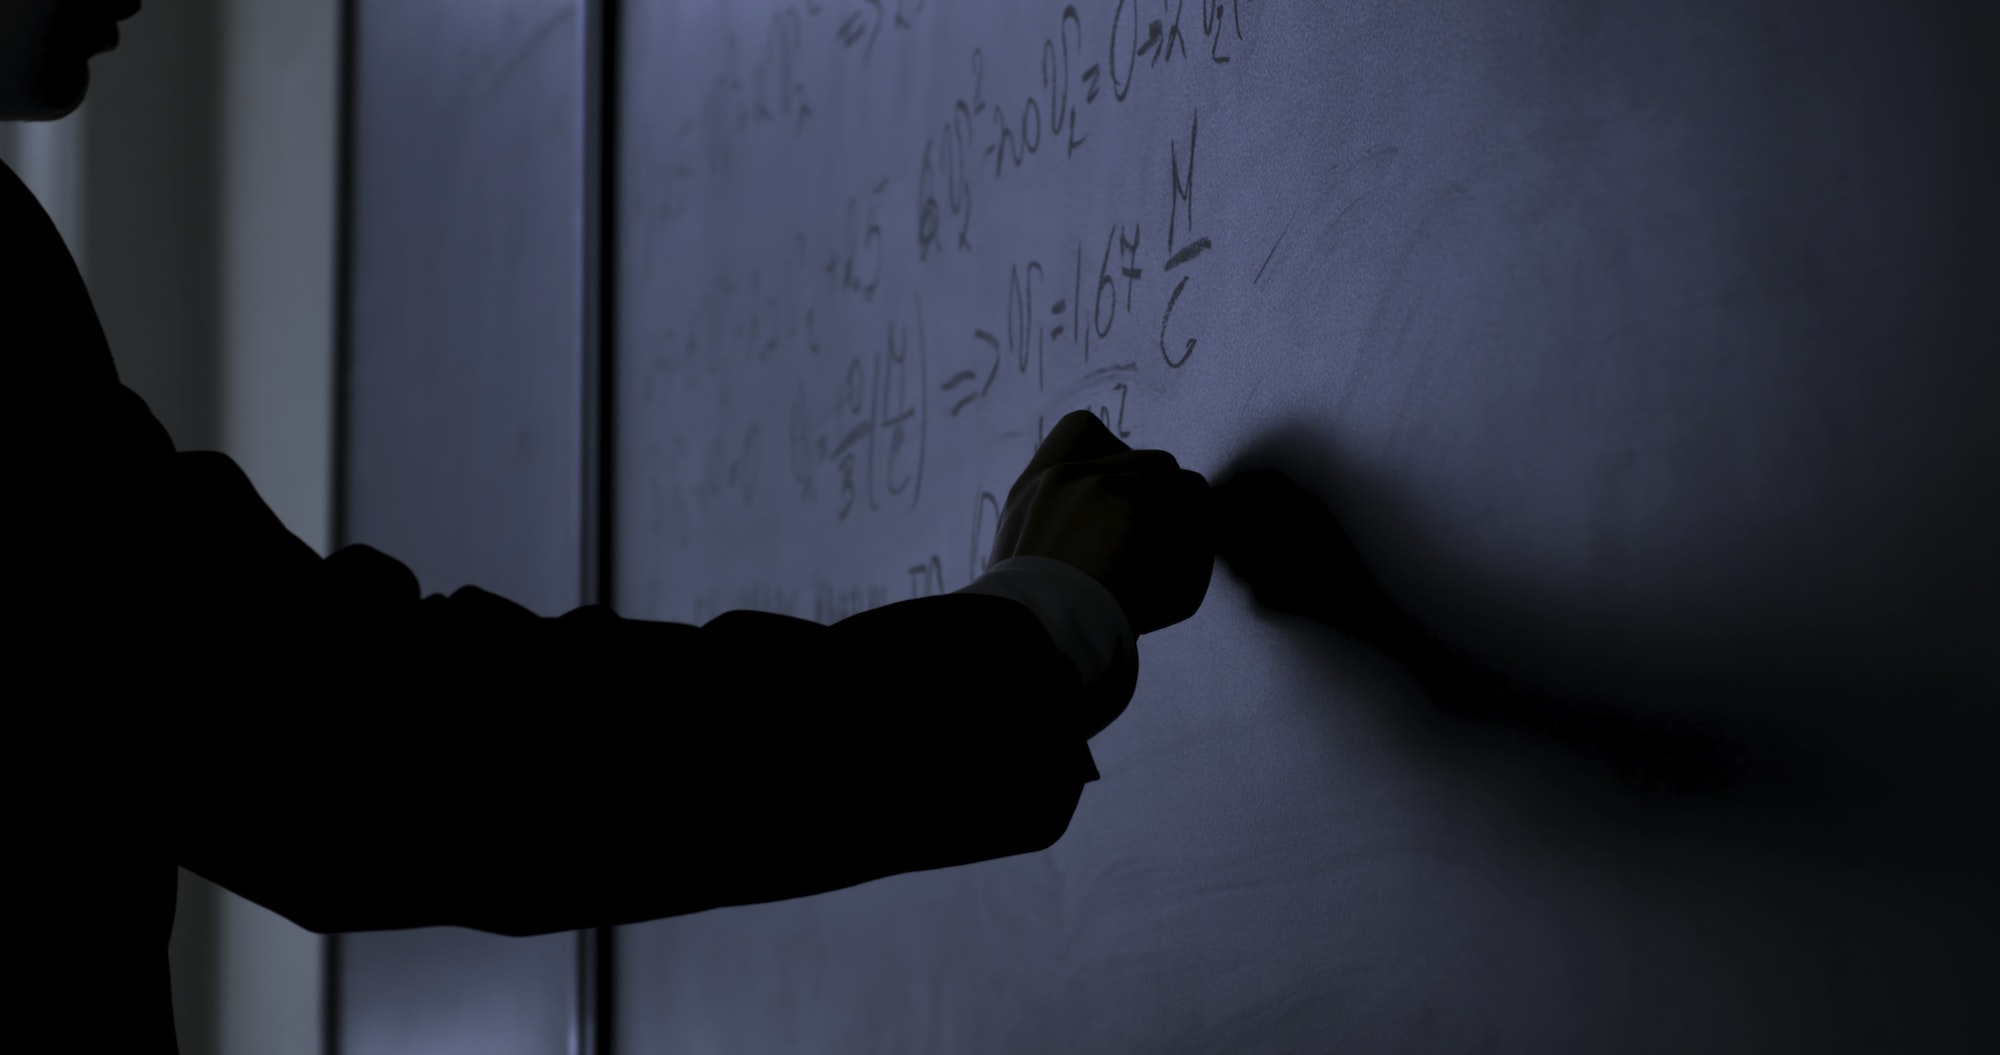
[162,454,1107,937]
[956,555,1140,740]
[6,159,1116,937]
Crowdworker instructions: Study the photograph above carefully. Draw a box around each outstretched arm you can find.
[8,156,1177,939]
[171,540,1109,936]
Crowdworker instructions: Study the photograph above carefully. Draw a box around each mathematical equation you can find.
[916,0,1248,259]
[624,0,1261,623]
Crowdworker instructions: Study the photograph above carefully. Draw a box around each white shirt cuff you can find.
[954,555,1138,699]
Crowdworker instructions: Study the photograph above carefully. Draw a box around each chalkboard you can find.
[605,1,1998,1051]
[337,1,593,1052]
[343,0,591,616]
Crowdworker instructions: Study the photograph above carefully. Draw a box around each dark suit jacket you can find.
[3,158,1100,1054]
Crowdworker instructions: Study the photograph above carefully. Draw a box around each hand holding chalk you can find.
[989,410,1215,637]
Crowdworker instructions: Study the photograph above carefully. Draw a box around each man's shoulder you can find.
[2,156,123,406]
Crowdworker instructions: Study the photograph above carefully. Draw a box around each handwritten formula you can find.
[615,0,1260,622]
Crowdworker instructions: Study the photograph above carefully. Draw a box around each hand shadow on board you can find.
[1207,422,1997,868]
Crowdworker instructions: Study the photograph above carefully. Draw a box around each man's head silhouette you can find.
[1,1,142,121]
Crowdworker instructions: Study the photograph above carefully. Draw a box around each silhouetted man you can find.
[2,4,1214,1052]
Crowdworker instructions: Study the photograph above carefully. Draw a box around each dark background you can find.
[335,1,1998,1052]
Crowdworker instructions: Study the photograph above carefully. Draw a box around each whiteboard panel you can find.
[607,2,1997,1051]
[343,0,588,613]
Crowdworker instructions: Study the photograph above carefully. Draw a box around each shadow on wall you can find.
[1207,418,1998,873]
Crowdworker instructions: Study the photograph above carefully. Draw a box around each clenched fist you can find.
[990,411,1215,636]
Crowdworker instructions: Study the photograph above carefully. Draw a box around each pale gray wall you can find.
[202,0,340,1045]
[80,0,223,453]
[215,0,337,558]
[0,116,88,261]
[6,1,338,1053]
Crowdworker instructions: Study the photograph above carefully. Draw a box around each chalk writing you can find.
[814,575,892,623]
[803,297,931,522]
[1160,108,1211,368]
[914,1,1253,259]
[622,0,1262,624]
[692,581,802,623]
